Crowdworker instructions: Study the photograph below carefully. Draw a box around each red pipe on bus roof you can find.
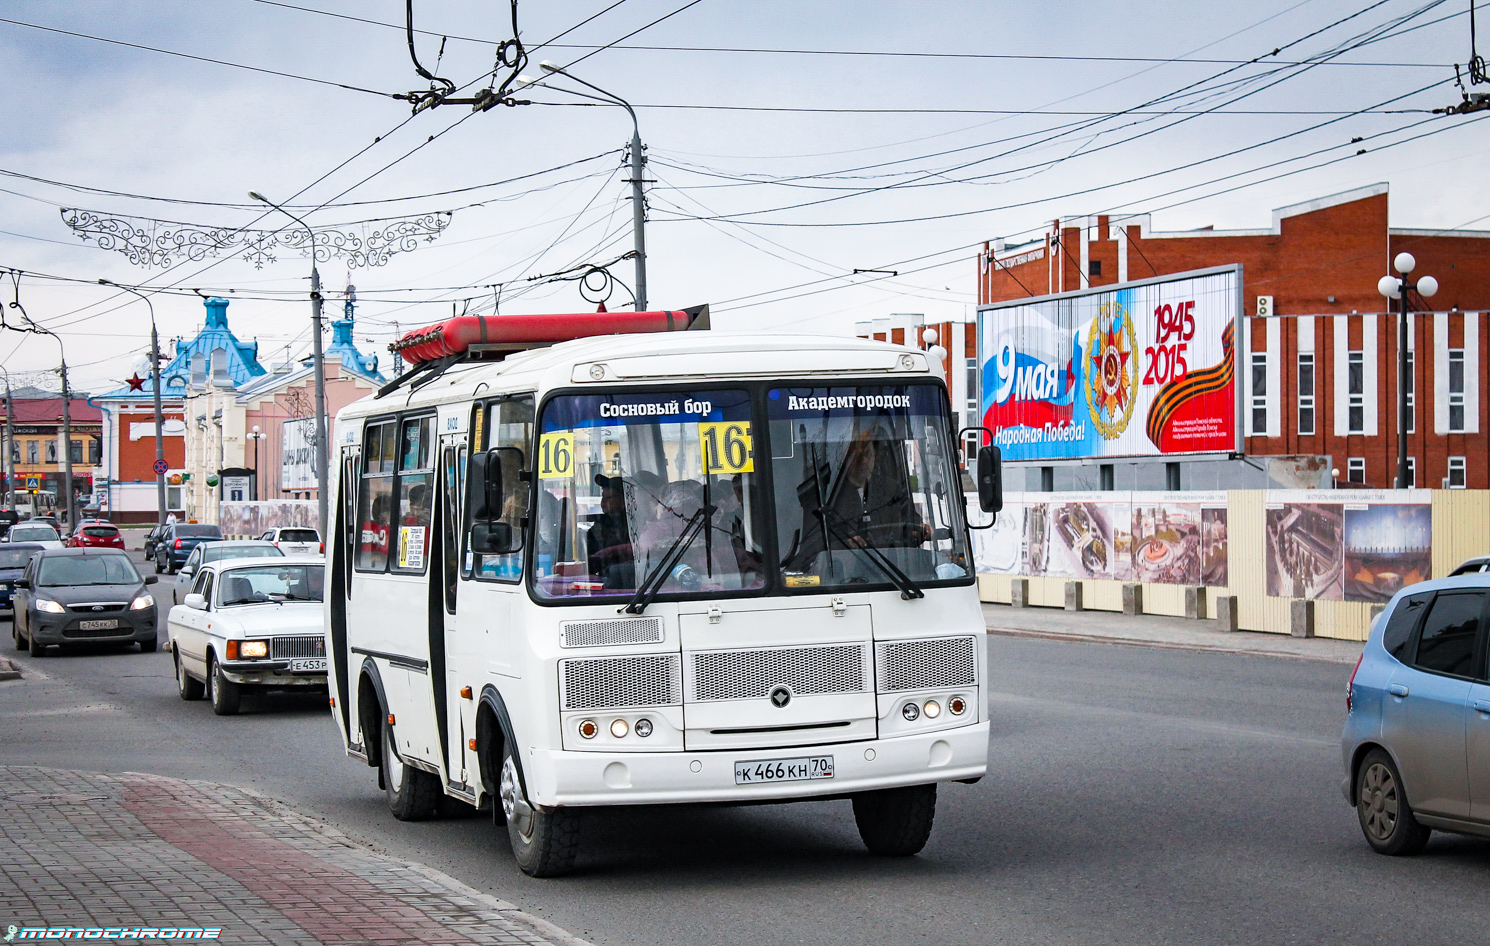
[388,307,708,366]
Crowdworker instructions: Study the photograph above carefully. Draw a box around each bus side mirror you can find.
[466,447,524,555]
[977,444,1003,515]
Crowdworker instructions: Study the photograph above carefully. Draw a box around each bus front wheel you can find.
[499,742,580,877]
[852,783,937,856]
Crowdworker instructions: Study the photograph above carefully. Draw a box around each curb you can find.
[131,771,598,946]
[0,657,20,681]
[985,625,1359,664]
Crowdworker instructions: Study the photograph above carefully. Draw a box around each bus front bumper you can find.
[528,721,989,808]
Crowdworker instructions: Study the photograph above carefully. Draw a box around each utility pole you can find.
[1,367,15,511]
[251,191,329,538]
[627,126,648,311]
[59,356,75,526]
[526,62,647,310]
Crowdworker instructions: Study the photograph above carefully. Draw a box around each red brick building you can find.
[977,184,1490,489]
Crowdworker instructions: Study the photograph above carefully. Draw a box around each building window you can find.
[26,440,37,464]
[1404,350,1415,434]
[1347,457,1365,484]
[1406,456,1416,488]
[1448,456,1467,488]
[1251,352,1267,434]
[69,440,82,464]
[1297,353,1315,435]
[964,357,978,415]
[45,441,56,463]
[1088,259,1102,277]
[1347,350,1365,434]
[1448,348,1465,432]
[88,439,100,465]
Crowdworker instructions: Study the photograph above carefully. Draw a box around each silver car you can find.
[169,540,283,605]
[1342,572,1490,854]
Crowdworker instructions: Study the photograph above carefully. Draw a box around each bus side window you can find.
[356,420,397,572]
[441,444,460,612]
[468,396,533,582]
[392,416,436,573]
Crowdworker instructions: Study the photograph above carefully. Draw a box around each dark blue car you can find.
[152,524,224,574]
[0,543,47,612]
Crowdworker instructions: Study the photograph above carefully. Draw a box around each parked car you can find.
[0,543,47,613]
[66,522,125,550]
[152,523,224,574]
[169,540,284,605]
[1449,556,1490,576]
[1342,572,1490,855]
[4,522,64,551]
[258,527,322,556]
[10,548,159,656]
[142,523,169,560]
[167,557,326,715]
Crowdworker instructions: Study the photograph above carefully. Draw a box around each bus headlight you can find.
[923,700,941,719]
[633,718,653,738]
[610,719,629,738]
[901,702,920,721]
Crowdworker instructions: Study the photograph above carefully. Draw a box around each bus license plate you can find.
[291,658,326,672]
[79,619,118,630]
[734,755,834,785]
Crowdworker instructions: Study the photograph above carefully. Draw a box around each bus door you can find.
[436,434,472,787]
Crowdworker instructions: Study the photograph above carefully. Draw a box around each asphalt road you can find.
[2,547,1486,945]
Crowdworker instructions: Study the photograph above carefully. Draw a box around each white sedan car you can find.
[5,523,64,550]
[258,527,322,556]
[166,556,327,716]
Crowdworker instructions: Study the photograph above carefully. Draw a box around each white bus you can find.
[326,310,1002,876]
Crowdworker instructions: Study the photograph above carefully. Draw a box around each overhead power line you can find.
[0,15,396,97]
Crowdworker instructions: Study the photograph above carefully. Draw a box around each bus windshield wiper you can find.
[621,505,714,616]
[817,506,925,601]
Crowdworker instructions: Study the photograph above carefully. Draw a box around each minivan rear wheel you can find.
[1357,749,1431,856]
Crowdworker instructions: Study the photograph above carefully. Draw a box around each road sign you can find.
[25,476,41,489]
[152,459,169,475]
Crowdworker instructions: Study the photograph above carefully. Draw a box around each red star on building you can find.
[125,373,146,392]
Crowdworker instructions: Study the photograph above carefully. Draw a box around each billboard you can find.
[973,491,1229,588]
[978,266,1239,461]
[281,417,316,490]
[1263,491,1431,603]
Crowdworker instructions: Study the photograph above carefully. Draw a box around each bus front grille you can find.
[560,654,682,709]
[559,617,665,648]
[689,644,868,702]
[875,637,977,691]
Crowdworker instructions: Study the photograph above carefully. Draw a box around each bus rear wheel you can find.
[499,743,579,877]
[381,719,439,821]
[852,783,937,856]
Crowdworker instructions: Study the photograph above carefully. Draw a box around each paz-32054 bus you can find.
[325,309,1002,876]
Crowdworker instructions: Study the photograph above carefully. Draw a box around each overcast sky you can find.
[1,0,1485,392]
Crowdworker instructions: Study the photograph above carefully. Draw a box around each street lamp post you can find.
[1377,252,1439,489]
[527,62,648,310]
[248,425,266,500]
[250,191,328,537]
[100,280,168,528]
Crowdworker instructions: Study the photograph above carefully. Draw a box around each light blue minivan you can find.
[1342,573,1490,854]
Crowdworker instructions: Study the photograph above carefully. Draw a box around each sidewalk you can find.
[983,603,1365,664]
[0,765,589,945]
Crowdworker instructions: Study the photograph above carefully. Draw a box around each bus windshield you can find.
[768,383,971,591]
[533,389,767,600]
